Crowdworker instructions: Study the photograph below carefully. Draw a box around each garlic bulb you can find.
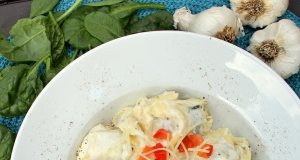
[173,6,244,43]
[230,0,289,28]
[247,19,300,79]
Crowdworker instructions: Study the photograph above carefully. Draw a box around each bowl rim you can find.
[11,31,300,159]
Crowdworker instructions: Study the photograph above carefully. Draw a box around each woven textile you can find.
[1,0,300,133]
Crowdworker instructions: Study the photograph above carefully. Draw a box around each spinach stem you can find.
[45,57,51,73]
[56,0,83,23]
[88,44,92,50]
[78,50,84,57]
[71,48,80,61]
[27,52,51,80]
[48,11,58,25]
[110,3,167,18]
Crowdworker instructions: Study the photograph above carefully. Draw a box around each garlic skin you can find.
[230,0,289,28]
[173,6,244,43]
[247,19,300,79]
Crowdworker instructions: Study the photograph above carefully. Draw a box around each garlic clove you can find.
[247,19,300,79]
[230,0,289,28]
[270,57,300,79]
[173,7,195,31]
[273,0,289,16]
[173,6,244,43]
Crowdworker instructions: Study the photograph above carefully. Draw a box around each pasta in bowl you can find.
[77,91,251,160]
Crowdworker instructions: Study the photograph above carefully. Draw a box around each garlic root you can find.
[230,0,289,28]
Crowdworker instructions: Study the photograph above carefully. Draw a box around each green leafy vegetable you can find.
[0,53,49,117]
[53,11,65,25]
[84,0,124,7]
[191,105,200,110]
[53,11,64,20]
[42,49,79,85]
[46,12,65,62]
[0,0,173,117]
[55,0,83,23]
[0,29,14,53]
[129,11,174,34]
[0,124,15,160]
[29,0,60,18]
[119,15,132,28]
[0,18,51,62]
[61,6,108,49]
[109,1,166,19]
[124,14,138,34]
[127,14,139,26]
[85,12,125,43]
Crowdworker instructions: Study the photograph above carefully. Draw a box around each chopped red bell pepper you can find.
[178,135,194,152]
[139,143,169,160]
[153,143,167,160]
[138,145,153,160]
[189,134,204,146]
[198,144,213,158]
[177,133,214,159]
[153,129,173,140]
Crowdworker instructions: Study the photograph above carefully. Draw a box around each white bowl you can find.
[11,31,300,160]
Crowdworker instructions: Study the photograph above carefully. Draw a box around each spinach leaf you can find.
[13,12,65,60]
[53,11,65,25]
[84,0,124,7]
[191,105,200,110]
[68,5,110,20]
[42,49,78,85]
[46,12,65,62]
[29,0,60,18]
[0,18,51,62]
[0,29,14,53]
[119,15,131,28]
[0,124,15,160]
[109,1,166,19]
[124,14,138,35]
[85,12,125,43]
[0,53,49,117]
[129,11,174,34]
[62,6,109,49]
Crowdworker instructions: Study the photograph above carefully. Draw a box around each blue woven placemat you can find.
[1,0,300,133]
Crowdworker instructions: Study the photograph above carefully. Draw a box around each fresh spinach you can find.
[127,14,139,26]
[124,14,138,35]
[42,49,79,85]
[0,53,49,117]
[118,15,132,28]
[85,12,125,43]
[109,1,166,19]
[68,5,110,20]
[0,0,172,117]
[46,12,65,62]
[61,6,108,49]
[53,11,64,20]
[191,105,200,110]
[129,11,174,34]
[0,29,14,53]
[84,0,124,7]
[29,0,60,18]
[0,124,15,160]
[53,11,65,25]
[0,18,51,62]
[55,0,83,23]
